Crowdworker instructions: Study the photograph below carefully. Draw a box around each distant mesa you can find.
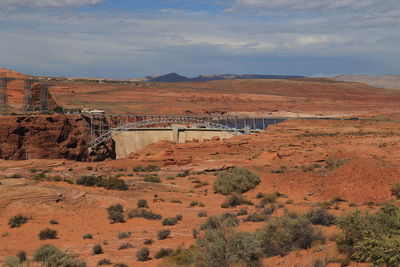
[336,74,400,90]
[146,73,305,82]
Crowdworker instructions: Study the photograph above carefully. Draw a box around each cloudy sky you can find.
[0,0,399,78]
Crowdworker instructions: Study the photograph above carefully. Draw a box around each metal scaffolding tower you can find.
[0,78,15,115]
[40,84,50,113]
[24,79,38,112]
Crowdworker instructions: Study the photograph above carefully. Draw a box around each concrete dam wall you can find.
[112,127,235,159]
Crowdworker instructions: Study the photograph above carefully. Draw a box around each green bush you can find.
[16,251,27,262]
[83,234,93,239]
[8,174,22,179]
[391,183,400,199]
[155,248,173,259]
[143,238,153,245]
[133,166,145,172]
[258,213,325,257]
[213,167,260,195]
[200,213,240,230]
[237,208,248,216]
[118,243,133,250]
[127,209,162,220]
[34,172,47,180]
[3,256,23,267]
[192,228,200,239]
[165,227,262,266]
[8,215,29,228]
[136,247,150,261]
[76,175,102,187]
[102,177,128,191]
[198,211,207,217]
[107,204,125,223]
[118,231,131,239]
[162,217,179,226]
[145,165,161,172]
[194,227,263,267]
[33,245,86,267]
[39,228,58,240]
[177,170,190,177]
[306,208,336,226]
[221,193,253,208]
[92,244,103,255]
[137,199,148,208]
[244,212,268,222]
[97,258,112,266]
[142,174,161,183]
[335,204,400,266]
[158,229,171,240]
[49,220,59,225]
[33,245,60,262]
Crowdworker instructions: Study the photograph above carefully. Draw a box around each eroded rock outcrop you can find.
[0,114,114,161]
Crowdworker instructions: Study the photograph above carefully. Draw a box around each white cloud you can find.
[225,0,400,13]
[0,0,104,9]
[0,2,399,77]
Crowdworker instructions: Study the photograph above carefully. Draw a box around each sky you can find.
[0,0,399,78]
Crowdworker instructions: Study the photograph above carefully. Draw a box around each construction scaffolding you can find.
[24,79,38,112]
[0,78,15,115]
[39,84,50,113]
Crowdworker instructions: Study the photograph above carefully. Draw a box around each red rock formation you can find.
[0,114,114,161]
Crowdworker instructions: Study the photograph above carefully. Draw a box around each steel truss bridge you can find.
[88,114,286,149]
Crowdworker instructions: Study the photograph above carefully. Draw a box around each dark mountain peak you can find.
[149,73,188,82]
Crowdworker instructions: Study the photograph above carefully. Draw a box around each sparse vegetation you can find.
[177,170,190,177]
[145,165,161,172]
[144,238,153,245]
[136,247,150,261]
[155,248,173,259]
[133,166,145,172]
[306,208,336,226]
[213,167,260,195]
[118,243,133,250]
[142,174,161,183]
[8,215,29,228]
[200,213,240,230]
[258,213,325,257]
[76,175,102,187]
[391,183,400,199]
[92,244,103,255]
[38,228,58,240]
[158,229,171,240]
[192,228,200,238]
[107,204,125,223]
[335,204,400,266]
[127,209,162,220]
[221,193,253,208]
[33,244,86,267]
[97,258,112,266]
[325,157,348,171]
[83,234,93,239]
[102,177,128,190]
[76,175,128,190]
[118,231,131,239]
[137,199,149,208]
[49,219,59,225]
[198,211,207,217]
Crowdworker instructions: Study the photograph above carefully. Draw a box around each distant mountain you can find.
[146,73,304,82]
[147,73,189,82]
[336,74,400,90]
